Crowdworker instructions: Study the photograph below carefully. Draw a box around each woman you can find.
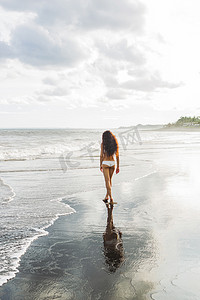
[100,130,119,203]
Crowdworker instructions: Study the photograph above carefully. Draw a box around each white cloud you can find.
[42,77,59,86]
[106,88,131,100]
[0,6,35,43]
[0,0,146,31]
[96,38,146,64]
[121,72,182,92]
[0,41,13,59]
[1,23,89,67]
[38,87,69,97]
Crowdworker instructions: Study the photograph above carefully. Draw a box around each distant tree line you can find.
[165,116,200,127]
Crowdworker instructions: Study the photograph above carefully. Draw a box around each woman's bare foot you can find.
[103,196,109,203]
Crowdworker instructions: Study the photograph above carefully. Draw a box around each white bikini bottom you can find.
[102,161,115,167]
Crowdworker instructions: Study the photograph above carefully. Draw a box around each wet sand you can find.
[1,146,200,299]
[0,167,157,300]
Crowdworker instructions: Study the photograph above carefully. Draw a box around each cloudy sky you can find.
[0,0,200,128]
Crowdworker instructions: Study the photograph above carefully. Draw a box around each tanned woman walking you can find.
[100,130,119,204]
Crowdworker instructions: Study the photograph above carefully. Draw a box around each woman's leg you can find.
[103,165,112,200]
[109,166,115,187]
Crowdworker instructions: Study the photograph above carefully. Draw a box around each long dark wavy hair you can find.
[102,131,119,157]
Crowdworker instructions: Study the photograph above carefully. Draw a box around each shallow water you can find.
[1,128,200,299]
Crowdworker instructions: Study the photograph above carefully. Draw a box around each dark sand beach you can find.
[0,165,157,299]
[1,130,200,299]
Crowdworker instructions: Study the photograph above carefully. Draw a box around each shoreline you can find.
[0,157,156,289]
[0,193,75,288]
[0,165,158,299]
[0,226,49,287]
[156,126,200,131]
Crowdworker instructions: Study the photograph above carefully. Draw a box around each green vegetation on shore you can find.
[165,116,200,128]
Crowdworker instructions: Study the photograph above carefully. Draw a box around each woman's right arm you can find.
[116,152,119,174]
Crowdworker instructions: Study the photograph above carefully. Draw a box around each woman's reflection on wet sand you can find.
[103,204,124,273]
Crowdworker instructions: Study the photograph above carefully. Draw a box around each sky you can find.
[0,0,200,128]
